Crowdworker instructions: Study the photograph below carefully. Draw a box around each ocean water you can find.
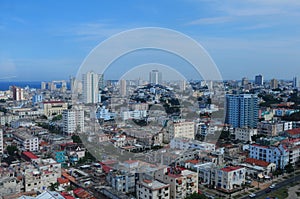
[0,81,41,91]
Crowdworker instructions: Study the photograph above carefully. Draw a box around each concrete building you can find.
[149,70,162,84]
[24,158,61,192]
[225,94,259,128]
[154,167,198,199]
[82,71,99,104]
[18,190,66,199]
[270,78,279,89]
[168,121,195,140]
[13,131,39,152]
[42,101,68,118]
[197,163,246,192]
[257,121,293,137]
[106,170,136,194]
[120,79,127,96]
[136,179,170,199]
[234,128,257,142]
[12,86,24,101]
[170,137,215,152]
[121,110,147,121]
[249,140,289,169]
[62,107,84,135]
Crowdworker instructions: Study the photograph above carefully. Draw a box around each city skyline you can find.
[1,1,300,81]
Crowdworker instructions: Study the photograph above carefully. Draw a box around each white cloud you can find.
[187,16,232,25]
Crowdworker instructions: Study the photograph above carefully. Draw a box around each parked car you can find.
[269,184,276,189]
[249,193,256,198]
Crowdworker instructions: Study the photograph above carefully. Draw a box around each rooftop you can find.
[221,166,243,172]
[244,158,270,167]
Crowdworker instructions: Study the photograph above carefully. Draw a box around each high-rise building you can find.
[293,76,299,89]
[62,107,84,135]
[149,70,162,84]
[120,79,127,96]
[270,78,278,89]
[82,71,99,104]
[12,86,24,101]
[41,82,47,90]
[98,74,105,90]
[225,94,259,128]
[255,74,263,86]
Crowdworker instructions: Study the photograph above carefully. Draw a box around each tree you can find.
[6,145,18,156]
[185,192,208,199]
[49,182,59,191]
[71,135,82,143]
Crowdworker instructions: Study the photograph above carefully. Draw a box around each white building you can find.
[82,71,99,104]
[149,70,162,84]
[197,163,246,192]
[154,167,198,199]
[96,106,115,121]
[121,110,147,121]
[170,137,215,152]
[120,79,127,96]
[234,128,257,142]
[249,142,289,169]
[18,190,65,199]
[257,121,292,137]
[13,131,39,152]
[136,179,170,199]
[62,108,84,135]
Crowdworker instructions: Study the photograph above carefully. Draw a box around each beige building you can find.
[167,120,195,142]
[136,179,170,199]
[42,101,68,117]
[154,167,198,199]
[24,158,61,192]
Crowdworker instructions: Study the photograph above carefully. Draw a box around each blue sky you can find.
[0,0,300,81]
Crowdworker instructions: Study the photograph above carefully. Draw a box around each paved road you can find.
[241,174,300,199]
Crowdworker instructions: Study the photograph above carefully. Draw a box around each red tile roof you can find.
[287,128,300,135]
[221,166,242,172]
[61,192,75,199]
[244,158,270,167]
[57,177,70,184]
[22,151,39,159]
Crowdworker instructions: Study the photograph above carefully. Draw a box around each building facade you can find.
[82,71,99,104]
[225,94,258,128]
[62,107,84,135]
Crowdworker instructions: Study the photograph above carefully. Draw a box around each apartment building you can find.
[13,131,39,152]
[136,179,170,199]
[154,167,198,199]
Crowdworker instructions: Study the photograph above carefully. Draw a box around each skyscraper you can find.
[82,71,99,104]
[225,94,259,128]
[120,79,127,96]
[293,76,299,89]
[149,70,162,84]
[255,74,263,86]
[98,74,105,90]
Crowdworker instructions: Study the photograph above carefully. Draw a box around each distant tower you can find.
[179,80,186,91]
[98,74,105,90]
[293,76,299,89]
[255,74,263,86]
[41,82,47,90]
[270,78,279,89]
[225,94,259,128]
[241,77,248,86]
[82,71,99,104]
[149,70,162,84]
[120,79,127,96]
[12,86,24,101]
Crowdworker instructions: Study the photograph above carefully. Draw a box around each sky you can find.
[0,0,300,81]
